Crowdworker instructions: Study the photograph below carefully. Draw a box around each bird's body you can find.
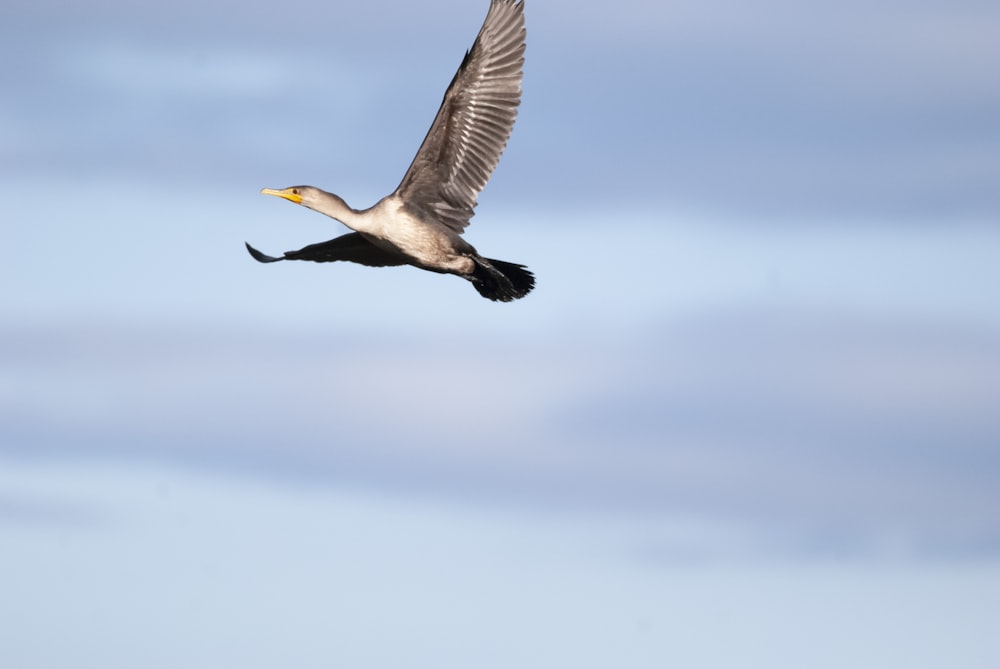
[247,0,533,302]
[344,195,476,274]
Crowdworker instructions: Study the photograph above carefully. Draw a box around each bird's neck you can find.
[314,191,403,239]
[313,190,366,230]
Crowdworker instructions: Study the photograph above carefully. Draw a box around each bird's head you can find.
[260,186,322,208]
[260,184,353,221]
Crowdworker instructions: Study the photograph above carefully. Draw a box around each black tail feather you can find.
[470,257,535,302]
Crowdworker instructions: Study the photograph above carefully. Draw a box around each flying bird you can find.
[246,0,533,302]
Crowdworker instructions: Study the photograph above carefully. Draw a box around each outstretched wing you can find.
[245,234,407,267]
[394,0,525,234]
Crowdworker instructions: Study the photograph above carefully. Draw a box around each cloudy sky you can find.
[2,1,999,667]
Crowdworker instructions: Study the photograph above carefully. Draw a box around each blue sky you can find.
[2,1,999,667]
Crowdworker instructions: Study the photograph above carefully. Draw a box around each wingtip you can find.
[245,242,283,263]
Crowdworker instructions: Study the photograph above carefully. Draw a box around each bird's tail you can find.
[470,257,535,302]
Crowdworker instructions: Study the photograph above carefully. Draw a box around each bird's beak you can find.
[260,187,303,204]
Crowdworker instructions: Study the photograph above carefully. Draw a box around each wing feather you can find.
[394,0,525,234]
[245,234,407,267]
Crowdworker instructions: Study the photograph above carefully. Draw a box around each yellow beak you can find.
[260,187,303,204]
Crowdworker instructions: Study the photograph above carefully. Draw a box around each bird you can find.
[246,0,533,302]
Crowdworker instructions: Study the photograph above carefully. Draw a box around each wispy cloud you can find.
[3,303,998,559]
[3,0,997,215]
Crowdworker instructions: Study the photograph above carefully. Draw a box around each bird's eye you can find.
[292,189,299,195]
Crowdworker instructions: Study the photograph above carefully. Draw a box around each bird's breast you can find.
[360,197,473,274]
